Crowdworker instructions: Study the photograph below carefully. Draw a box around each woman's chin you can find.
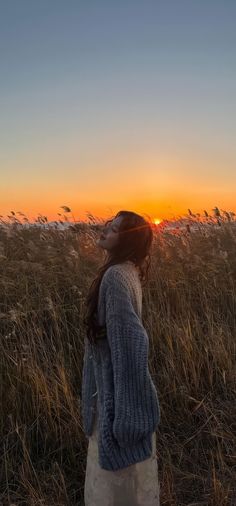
[97,239,107,250]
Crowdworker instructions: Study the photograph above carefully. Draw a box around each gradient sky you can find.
[1,1,235,222]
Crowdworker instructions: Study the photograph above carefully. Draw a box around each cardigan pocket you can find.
[100,394,120,455]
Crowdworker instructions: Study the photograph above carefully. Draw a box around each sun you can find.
[153,218,162,225]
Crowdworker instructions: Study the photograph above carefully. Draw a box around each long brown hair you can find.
[83,210,153,345]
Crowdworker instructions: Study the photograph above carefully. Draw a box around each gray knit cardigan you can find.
[81,261,161,471]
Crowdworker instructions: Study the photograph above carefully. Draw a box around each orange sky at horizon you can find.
[1,149,236,224]
[1,189,236,224]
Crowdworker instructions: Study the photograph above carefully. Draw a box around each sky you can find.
[0,0,236,222]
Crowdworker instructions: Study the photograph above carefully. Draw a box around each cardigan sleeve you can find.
[104,267,160,448]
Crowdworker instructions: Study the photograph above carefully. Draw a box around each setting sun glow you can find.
[153,218,162,225]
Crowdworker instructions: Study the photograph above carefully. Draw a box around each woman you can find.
[81,210,161,506]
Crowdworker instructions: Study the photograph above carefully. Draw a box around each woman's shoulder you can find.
[101,262,140,289]
[102,263,127,284]
[97,265,127,307]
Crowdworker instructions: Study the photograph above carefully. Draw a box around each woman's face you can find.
[97,216,123,251]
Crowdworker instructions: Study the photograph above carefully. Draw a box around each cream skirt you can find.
[84,398,160,506]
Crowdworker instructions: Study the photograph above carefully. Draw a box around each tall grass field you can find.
[0,208,235,505]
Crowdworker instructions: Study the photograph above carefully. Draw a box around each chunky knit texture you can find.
[81,261,161,471]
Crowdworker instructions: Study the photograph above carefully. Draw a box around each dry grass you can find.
[0,207,235,505]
